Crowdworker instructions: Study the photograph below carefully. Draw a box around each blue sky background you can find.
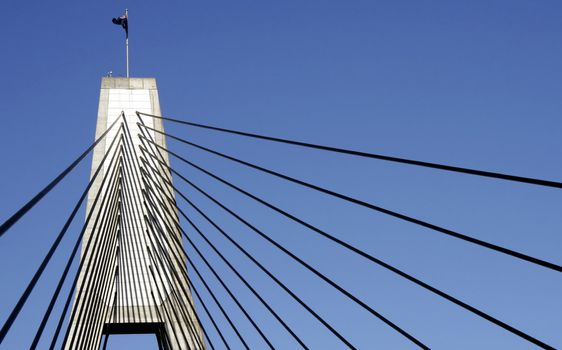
[1,1,561,349]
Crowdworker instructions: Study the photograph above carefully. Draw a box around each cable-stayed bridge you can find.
[0,77,560,349]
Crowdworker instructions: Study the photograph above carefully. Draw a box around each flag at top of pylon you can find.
[112,10,128,38]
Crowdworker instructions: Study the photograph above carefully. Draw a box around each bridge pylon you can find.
[63,77,205,350]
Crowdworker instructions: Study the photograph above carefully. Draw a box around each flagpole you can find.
[125,9,129,78]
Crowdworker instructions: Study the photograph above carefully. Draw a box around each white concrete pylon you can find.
[64,77,205,350]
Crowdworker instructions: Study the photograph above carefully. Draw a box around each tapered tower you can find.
[64,77,204,350]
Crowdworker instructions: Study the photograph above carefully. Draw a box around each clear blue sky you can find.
[0,1,561,349]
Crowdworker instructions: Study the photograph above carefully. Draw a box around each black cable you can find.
[137,185,218,350]
[117,123,156,328]
[142,165,311,350]
[50,137,125,350]
[120,152,209,350]
[141,140,274,349]
[145,250,186,350]
[143,182,277,350]
[75,195,122,350]
[113,253,121,324]
[138,207,210,350]
[149,289,175,350]
[78,158,127,350]
[120,158,197,349]
[0,125,123,345]
[115,231,125,324]
[137,154,356,350]
[143,195,253,350]
[102,334,109,350]
[136,124,357,350]
[138,128,562,274]
[117,163,150,324]
[142,204,227,350]
[187,271,231,350]
[76,124,174,349]
[67,189,120,349]
[50,180,120,350]
[141,156,427,349]
[136,127,309,349]
[0,113,123,238]
[147,289,167,348]
[85,257,120,350]
[78,170,132,350]
[140,142,556,350]
[137,111,562,189]
[62,138,124,349]
[133,117,232,350]
[143,208,225,350]
[28,140,124,350]
[62,154,124,349]
[121,120,209,349]
[119,133,161,324]
[118,177,148,322]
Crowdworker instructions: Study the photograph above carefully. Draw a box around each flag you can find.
[112,11,128,37]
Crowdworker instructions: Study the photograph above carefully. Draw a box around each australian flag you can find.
[112,12,128,37]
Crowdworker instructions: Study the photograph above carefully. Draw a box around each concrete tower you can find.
[64,77,204,350]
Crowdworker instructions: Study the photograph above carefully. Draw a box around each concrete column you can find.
[65,77,205,350]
